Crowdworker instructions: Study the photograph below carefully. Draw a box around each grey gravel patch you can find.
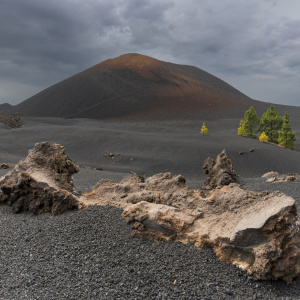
[0,204,299,300]
[239,177,300,208]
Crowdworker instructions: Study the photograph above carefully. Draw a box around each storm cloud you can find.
[0,0,299,106]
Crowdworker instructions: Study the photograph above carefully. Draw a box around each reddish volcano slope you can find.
[14,53,266,120]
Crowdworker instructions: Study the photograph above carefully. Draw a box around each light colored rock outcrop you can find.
[0,142,81,215]
[262,171,279,178]
[86,169,300,284]
[83,172,191,209]
[121,183,300,284]
[262,172,298,183]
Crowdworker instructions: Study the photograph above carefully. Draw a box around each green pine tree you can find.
[244,106,260,138]
[278,112,296,149]
[260,105,283,142]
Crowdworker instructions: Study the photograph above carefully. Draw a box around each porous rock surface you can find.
[87,158,300,284]
[84,172,190,209]
[122,183,300,284]
[202,149,238,190]
[0,142,81,214]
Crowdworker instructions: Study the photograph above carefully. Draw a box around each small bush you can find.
[201,122,208,135]
[259,131,269,142]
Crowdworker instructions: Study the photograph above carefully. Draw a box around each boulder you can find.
[0,142,81,215]
[202,150,238,190]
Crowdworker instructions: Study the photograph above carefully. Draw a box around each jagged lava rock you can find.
[86,165,300,284]
[83,172,192,209]
[80,149,300,284]
[0,142,81,215]
[122,183,300,284]
[203,149,238,190]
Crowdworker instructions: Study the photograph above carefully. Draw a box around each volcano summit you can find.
[12,53,266,120]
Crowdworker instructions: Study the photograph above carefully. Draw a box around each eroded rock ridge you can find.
[86,151,300,284]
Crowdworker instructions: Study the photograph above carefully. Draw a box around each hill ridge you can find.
[11,53,273,120]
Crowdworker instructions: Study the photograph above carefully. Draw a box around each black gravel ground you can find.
[0,169,299,299]
[0,204,300,300]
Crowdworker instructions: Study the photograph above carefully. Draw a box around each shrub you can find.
[201,122,208,135]
[259,131,269,142]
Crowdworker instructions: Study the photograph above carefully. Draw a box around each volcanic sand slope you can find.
[12,53,274,120]
[0,117,299,182]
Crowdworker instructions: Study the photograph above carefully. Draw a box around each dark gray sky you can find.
[1,0,300,106]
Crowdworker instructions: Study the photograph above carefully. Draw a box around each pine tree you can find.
[260,105,283,142]
[244,106,260,138]
[278,112,296,149]
[200,122,208,135]
[237,119,246,136]
[259,131,269,142]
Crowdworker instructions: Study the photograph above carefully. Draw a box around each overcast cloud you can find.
[0,0,299,106]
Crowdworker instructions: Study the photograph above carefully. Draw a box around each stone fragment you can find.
[264,173,298,183]
[262,171,279,178]
[104,151,114,157]
[266,177,276,183]
[286,176,296,181]
[202,150,238,190]
[0,142,81,215]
